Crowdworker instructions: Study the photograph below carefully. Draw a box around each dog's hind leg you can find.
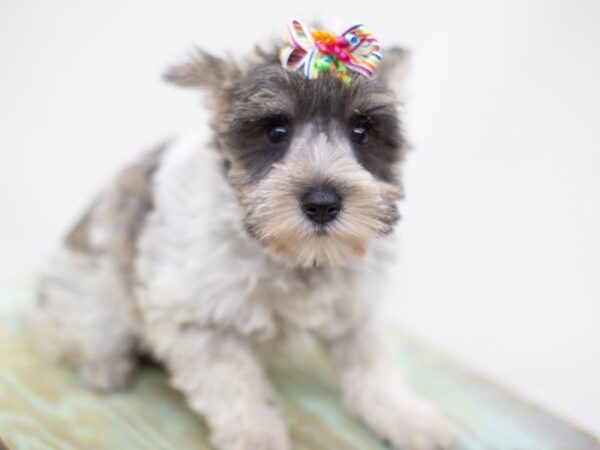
[32,249,138,391]
[31,147,165,390]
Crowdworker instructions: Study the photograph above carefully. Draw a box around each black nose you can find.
[301,186,342,224]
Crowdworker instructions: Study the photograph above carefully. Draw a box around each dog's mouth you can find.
[310,226,332,237]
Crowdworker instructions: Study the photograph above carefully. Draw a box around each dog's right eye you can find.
[266,118,289,144]
[350,115,371,145]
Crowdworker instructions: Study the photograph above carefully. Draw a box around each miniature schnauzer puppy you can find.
[33,23,452,450]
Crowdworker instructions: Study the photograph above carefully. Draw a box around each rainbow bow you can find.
[279,20,382,84]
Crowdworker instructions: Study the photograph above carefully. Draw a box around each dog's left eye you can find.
[351,117,370,145]
[266,118,289,144]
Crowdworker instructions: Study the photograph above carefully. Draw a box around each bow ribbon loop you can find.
[280,20,382,84]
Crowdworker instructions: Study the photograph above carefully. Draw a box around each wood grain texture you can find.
[0,284,598,450]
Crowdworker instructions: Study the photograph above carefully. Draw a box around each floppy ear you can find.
[378,47,411,103]
[163,47,237,90]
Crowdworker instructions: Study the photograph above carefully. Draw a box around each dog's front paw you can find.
[211,410,291,450]
[352,393,453,450]
[384,403,453,450]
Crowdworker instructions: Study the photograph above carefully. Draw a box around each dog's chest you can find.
[233,258,375,342]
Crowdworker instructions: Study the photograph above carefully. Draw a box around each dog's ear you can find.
[163,47,237,90]
[378,47,411,103]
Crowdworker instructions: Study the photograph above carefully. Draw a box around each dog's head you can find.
[166,38,409,268]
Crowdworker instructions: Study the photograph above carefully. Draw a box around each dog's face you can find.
[166,46,408,268]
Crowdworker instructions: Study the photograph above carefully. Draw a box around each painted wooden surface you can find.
[0,284,598,450]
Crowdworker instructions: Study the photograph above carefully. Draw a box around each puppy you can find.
[33,21,452,450]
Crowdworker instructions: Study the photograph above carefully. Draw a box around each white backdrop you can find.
[1,0,599,435]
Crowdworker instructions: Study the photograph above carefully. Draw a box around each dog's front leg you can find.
[323,327,453,450]
[160,329,290,450]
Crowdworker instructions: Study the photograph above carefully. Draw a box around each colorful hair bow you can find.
[280,20,382,85]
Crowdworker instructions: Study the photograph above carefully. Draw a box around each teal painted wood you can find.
[0,284,598,450]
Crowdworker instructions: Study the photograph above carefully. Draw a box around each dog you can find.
[33,21,453,450]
